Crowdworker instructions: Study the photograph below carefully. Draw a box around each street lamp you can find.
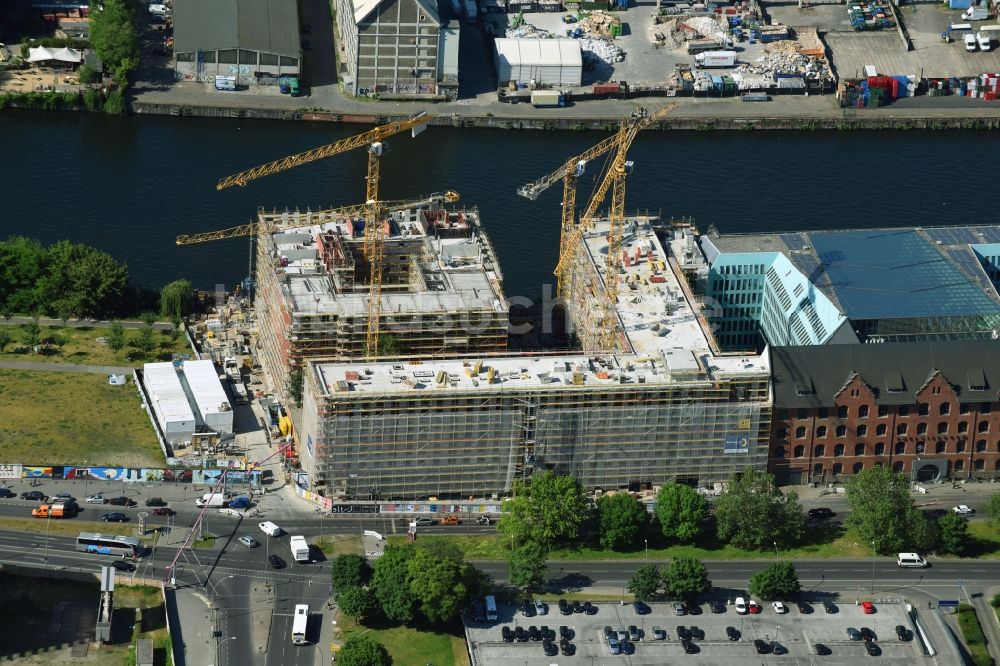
[644,539,648,563]
[870,540,877,593]
[772,541,778,558]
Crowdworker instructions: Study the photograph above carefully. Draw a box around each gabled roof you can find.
[770,340,1000,408]
[173,0,300,56]
[351,0,440,26]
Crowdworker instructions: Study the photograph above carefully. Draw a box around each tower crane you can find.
[174,192,460,246]
[212,113,432,358]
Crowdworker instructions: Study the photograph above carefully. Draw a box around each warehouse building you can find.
[254,202,510,401]
[142,362,196,447]
[494,38,582,87]
[172,0,301,85]
[297,218,771,500]
[337,0,458,99]
[181,360,234,436]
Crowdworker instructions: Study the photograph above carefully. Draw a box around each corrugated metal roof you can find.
[182,360,231,419]
[143,362,196,423]
[770,340,1000,408]
[173,0,300,56]
[351,0,439,26]
[494,38,582,68]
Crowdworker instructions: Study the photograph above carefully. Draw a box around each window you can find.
[895,442,906,455]
[977,439,987,453]
[774,446,785,459]
[775,428,788,440]
[836,425,847,438]
[937,422,948,435]
[918,403,929,416]
[795,426,806,439]
[793,445,804,458]
[857,425,868,437]
[876,424,887,436]
[976,458,986,471]
[940,403,951,416]
[855,443,865,456]
[832,462,843,475]
[834,444,845,457]
[260,53,279,66]
[217,49,238,64]
[954,459,965,471]
[916,442,925,454]
[932,385,941,395]
[859,405,870,418]
[893,461,904,472]
[899,406,910,417]
[979,421,990,433]
[818,407,828,419]
[853,462,864,474]
[958,440,967,453]
[838,405,848,418]
[917,423,927,436]
[936,441,946,454]
[874,442,885,455]
[878,405,889,417]
[175,51,194,62]
[814,445,826,458]
[961,403,971,415]
[813,463,823,477]
[897,423,908,436]
[851,388,860,397]
[959,422,969,434]
[238,49,258,65]
[816,426,828,438]
[280,56,299,67]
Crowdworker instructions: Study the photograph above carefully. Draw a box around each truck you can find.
[530,90,565,108]
[962,5,990,21]
[231,378,249,404]
[195,493,230,508]
[978,24,1000,47]
[258,521,283,537]
[687,38,726,55]
[289,535,310,563]
[32,502,75,518]
[464,0,477,24]
[978,30,993,49]
[694,50,737,68]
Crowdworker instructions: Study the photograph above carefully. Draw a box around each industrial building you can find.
[336,0,459,99]
[142,362,196,447]
[172,0,301,85]
[494,38,583,87]
[701,225,1000,350]
[297,218,772,500]
[141,361,233,454]
[254,202,510,400]
[182,360,234,436]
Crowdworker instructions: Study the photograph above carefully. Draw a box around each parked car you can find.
[673,601,687,615]
[808,507,835,519]
[514,626,527,642]
[528,626,540,642]
[0,488,14,498]
[847,627,862,641]
[771,641,788,655]
[440,514,459,525]
[477,515,492,525]
[539,625,553,641]
[607,637,621,655]
[676,625,689,640]
[953,504,975,515]
[152,507,175,516]
[627,625,641,641]
[685,602,702,615]
[864,640,880,656]
[558,625,572,640]
[652,626,666,640]
[145,497,166,507]
[501,626,512,642]
[21,491,46,501]
[533,599,547,615]
[558,599,571,615]
[860,627,876,641]
[823,600,838,614]
[772,601,787,614]
[861,601,876,614]
[797,601,813,614]
[709,600,726,614]
[413,517,434,526]
[726,626,741,641]
[633,601,650,615]
[688,625,704,641]
[815,643,832,655]
[681,638,698,654]
[521,601,536,617]
[102,512,128,522]
[754,639,771,654]
[583,601,596,615]
[53,492,75,502]
[559,640,574,655]
[542,640,557,656]
[620,639,634,655]
[748,600,762,614]
[85,494,106,504]
[112,559,135,572]
[268,555,285,569]
[571,601,584,614]
[603,626,614,642]
[895,624,910,641]
[238,535,258,548]
[735,597,748,614]
[108,496,136,507]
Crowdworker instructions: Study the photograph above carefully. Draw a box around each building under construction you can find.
[254,201,510,398]
[298,218,772,500]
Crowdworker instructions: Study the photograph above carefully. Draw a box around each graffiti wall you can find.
[5,464,260,486]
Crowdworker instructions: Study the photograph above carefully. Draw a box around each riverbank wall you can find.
[128,101,1000,131]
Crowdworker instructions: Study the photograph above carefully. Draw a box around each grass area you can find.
[0,322,190,366]
[191,533,217,549]
[315,535,362,557]
[336,614,468,666]
[958,603,995,666]
[0,514,142,540]
[0,369,163,466]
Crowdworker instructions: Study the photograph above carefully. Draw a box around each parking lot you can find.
[467,598,937,665]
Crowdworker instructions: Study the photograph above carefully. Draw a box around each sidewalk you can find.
[168,587,218,666]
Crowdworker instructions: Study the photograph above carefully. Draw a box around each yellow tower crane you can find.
[213,113,432,358]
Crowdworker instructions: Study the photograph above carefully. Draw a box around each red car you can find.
[748,601,762,614]
[861,601,875,614]
[152,507,175,516]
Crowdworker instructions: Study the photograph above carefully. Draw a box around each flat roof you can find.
[173,0,300,56]
[143,362,196,423]
[181,360,231,418]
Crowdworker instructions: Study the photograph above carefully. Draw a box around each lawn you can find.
[336,615,468,666]
[957,603,994,666]
[315,535,362,557]
[0,322,191,366]
[0,515,150,541]
[0,369,163,466]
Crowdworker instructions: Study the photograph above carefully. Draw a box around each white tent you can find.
[27,46,83,64]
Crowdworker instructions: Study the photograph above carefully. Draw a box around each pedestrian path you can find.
[0,359,132,374]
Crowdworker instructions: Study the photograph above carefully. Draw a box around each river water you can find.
[1,111,992,302]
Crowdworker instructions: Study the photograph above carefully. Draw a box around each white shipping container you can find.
[494,38,582,87]
[695,50,737,68]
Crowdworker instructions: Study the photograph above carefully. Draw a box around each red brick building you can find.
[768,341,1000,486]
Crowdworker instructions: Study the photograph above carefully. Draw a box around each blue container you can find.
[949,0,972,8]
[712,75,723,90]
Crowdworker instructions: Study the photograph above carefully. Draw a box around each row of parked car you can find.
[500,625,575,656]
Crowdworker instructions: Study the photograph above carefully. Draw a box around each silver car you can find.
[238,535,259,548]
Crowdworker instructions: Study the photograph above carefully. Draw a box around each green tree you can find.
[407,547,474,623]
[597,493,647,550]
[106,321,126,353]
[986,492,1000,527]
[937,512,968,555]
[132,325,157,359]
[507,540,548,591]
[160,279,194,321]
[748,561,800,601]
[377,333,401,357]
[21,319,41,348]
[0,328,11,352]
[331,554,371,592]
[88,0,139,68]
[0,237,47,313]
[78,64,98,84]
[627,564,661,602]
[337,586,380,621]
[289,368,304,407]
[654,483,709,543]
[846,465,915,554]
[498,471,591,546]
[715,468,804,550]
[663,556,710,602]
[338,635,391,666]
[82,88,103,112]
[103,89,126,115]
[910,507,940,553]
[140,311,158,327]
[35,240,130,318]
[371,545,416,624]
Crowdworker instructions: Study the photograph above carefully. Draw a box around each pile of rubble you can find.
[506,23,553,39]
[680,16,728,41]
[506,21,624,64]
[650,19,686,49]
[650,15,727,50]
[734,40,829,79]
[578,10,622,39]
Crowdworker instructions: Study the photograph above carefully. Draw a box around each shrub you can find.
[83,89,103,112]
[78,64,99,84]
[103,89,126,115]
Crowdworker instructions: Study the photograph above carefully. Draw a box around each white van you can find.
[258,521,282,537]
[965,33,978,51]
[897,552,928,568]
[485,595,498,622]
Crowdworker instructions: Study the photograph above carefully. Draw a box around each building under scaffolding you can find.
[298,218,772,499]
[254,202,509,399]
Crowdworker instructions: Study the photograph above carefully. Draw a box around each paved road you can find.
[0,359,134,374]
[1,315,175,330]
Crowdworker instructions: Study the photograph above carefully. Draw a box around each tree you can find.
[846,465,915,554]
[338,635,391,666]
[106,321,126,353]
[35,240,130,318]
[715,468,804,550]
[21,319,41,348]
[663,556,710,602]
[331,554,371,592]
[160,279,194,321]
[78,64,98,84]
[654,483,709,544]
[498,471,591,546]
[103,89,126,115]
[0,329,11,353]
[748,561,800,601]
[986,492,1000,527]
[407,547,474,623]
[597,493,647,550]
[337,586,380,621]
[507,540,548,591]
[937,512,968,555]
[82,88,103,112]
[88,0,139,69]
[140,311,158,327]
[289,368,304,407]
[371,545,416,624]
[132,325,157,359]
[627,564,661,602]
[377,333,401,357]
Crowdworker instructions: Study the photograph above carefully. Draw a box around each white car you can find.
[238,535,259,548]
[772,601,788,614]
[86,494,106,504]
[534,599,548,616]
[953,505,975,515]
[735,596,748,614]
